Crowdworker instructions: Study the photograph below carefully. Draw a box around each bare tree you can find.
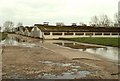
[90,16,99,27]
[90,14,112,27]
[3,21,14,32]
[79,22,87,26]
[114,13,119,23]
[17,22,23,27]
[99,14,112,27]
[113,13,120,27]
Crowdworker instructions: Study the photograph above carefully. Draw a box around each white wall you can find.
[43,32,120,39]
[24,29,30,36]
[30,26,43,38]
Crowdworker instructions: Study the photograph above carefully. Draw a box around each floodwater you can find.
[1,35,119,79]
[0,36,39,48]
[39,71,90,79]
[53,41,119,63]
[1,36,91,79]
[1,36,119,63]
[38,60,90,79]
[80,47,119,62]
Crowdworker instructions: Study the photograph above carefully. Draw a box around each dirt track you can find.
[1,34,119,79]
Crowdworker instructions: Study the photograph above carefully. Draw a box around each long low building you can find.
[16,24,120,39]
[33,24,120,39]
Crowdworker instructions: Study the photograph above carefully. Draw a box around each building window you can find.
[75,32,84,35]
[112,33,118,35]
[104,32,110,35]
[52,32,62,35]
[64,32,73,35]
[44,32,50,35]
[95,32,102,35]
[86,32,93,35]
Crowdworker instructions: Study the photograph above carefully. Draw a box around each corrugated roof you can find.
[34,24,120,32]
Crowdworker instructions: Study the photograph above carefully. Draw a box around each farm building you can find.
[32,24,120,39]
[15,23,120,39]
[24,26,33,36]
[16,26,25,35]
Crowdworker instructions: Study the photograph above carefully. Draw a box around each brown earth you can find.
[1,34,119,79]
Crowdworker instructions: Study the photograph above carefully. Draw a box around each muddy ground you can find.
[1,34,119,79]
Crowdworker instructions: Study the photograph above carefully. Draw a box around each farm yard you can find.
[1,0,120,80]
[0,24,120,80]
[1,34,119,80]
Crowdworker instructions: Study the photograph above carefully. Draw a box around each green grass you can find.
[0,32,8,40]
[59,37,120,47]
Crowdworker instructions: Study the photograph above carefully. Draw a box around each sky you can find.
[0,0,119,26]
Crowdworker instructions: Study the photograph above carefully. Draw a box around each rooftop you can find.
[34,24,120,32]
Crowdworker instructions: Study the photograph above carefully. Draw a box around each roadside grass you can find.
[0,32,8,40]
[59,37,120,47]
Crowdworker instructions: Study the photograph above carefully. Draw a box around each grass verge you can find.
[59,37,120,47]
[0,32,8,40]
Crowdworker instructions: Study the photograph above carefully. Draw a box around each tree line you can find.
[89,13,119,27]
[0,21,23,32]
[0,13,119,32]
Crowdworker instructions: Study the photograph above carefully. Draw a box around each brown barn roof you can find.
[34,24,120,32]
[26,27,33,32]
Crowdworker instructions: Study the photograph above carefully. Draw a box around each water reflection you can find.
[0,37,18,45]
[38,60,90,79]
[0,36,37,48]
[40,70,90,79]
[0,36,119,63]
[84,47,119,62]
[54,42,119,62]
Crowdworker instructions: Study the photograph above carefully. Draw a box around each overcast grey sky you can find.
[0,0,119,26]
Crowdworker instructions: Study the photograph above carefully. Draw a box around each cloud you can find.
[0,0,119,26]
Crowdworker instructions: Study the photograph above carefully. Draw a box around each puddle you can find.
[0,36,40,48]
[53,41,119,63]
[40,70,90,79]
[1,35,119,62]
[82,47,119,62]
[37,60,89,79]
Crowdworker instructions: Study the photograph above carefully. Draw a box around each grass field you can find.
[0,32,8,40]
[60,37,120,47]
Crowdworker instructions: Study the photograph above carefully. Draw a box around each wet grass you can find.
[59,37,120,47]
[0,32,8,40]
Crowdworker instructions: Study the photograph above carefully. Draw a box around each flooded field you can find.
[53,41,119,63]
[1,34,119,79]
[1,36,119,63]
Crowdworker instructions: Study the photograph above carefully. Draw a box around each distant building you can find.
[72,23,77,26]
[31,24,120,39]
[43,22,49,26]
[15,23,120,39]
